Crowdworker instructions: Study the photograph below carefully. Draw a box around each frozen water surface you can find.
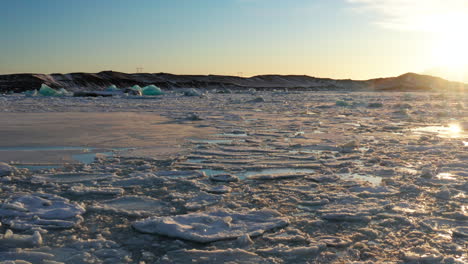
[0,91,466,263]
[1,146,128,170]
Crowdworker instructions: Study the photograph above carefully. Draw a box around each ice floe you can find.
[133,209,289,243]
[158,249,271,264]
[0,193,85,230]
[90,195,172,216]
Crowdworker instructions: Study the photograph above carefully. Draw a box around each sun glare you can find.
[430,14,468,77]
[433,32,468,69]
[448,123,462,134]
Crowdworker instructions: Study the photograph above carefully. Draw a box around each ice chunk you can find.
[205,185,231,194]
[186,112,204,121]
[32,173,115,184]
[0,193,85,230]
[248,96,265,103]
[339,140,359,149]
[183,88,202,97]
[236,234,254,248]
[317,235,352,247]
[38,84,58,96]
[0,250,55,263]
[142,85,163,96]
[158,249,271,264]
[156,170,204,178]
[68,185,124,196]
[263,228,311,243]
[0,162,14,177]
[367,102,384,108]
[321,212,371,222]
[106,84,120,92]
[209,174,239,182]
[185,192,223,210]
[38,84,70,97]
[0,236,133,264]
[306,174,339,183]
[453,227,468,238]
[0,261,34,264]
[348,186,399,197]
[256,245,324,259]
[131,85,142,94]
[246,172,308,180]
[24,90,38,97]
[335,100,350,107]
[0,229,42,248]
[318,203,382,222]
[123,85,143,96]
[131,84,141,90]
[132,208,289,243]
[56,88,71,96]
[402,247,443,263]
[111,172,164,187]
[90,196,170,217]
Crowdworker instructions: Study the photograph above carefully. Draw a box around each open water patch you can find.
[1,146,129,171]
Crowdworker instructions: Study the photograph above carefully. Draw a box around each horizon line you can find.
[1,70,466,85]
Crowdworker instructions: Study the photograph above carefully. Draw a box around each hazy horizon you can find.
[2,0,468,82]
[3,70,467,85]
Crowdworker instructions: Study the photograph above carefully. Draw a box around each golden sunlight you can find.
[448,123,462,134]
[430,14,468,76]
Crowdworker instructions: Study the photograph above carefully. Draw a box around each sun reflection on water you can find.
[412,123,465,138]
[436,173,457,180]
[447,123,462,133]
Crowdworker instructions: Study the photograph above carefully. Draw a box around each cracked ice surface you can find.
[0,90,466,263]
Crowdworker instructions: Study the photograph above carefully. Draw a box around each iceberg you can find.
[131,85,142,92]
[57,88,71,96]
[24,90,38,97]
[142,85,163,96]
[183,88,202,97]
[106,84,120,92]
[38,84,58,96]
[38,84,70,97]
[123,85,143,96]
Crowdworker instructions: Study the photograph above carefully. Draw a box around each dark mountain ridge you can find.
[0,71,466,93]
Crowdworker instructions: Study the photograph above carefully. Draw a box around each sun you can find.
[433,31,468,71]
[430,14,468,78]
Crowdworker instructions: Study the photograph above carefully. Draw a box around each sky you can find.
[1,0,468,82]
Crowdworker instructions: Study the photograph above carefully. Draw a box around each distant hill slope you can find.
[367,73,466,91]
[0,71,466,93]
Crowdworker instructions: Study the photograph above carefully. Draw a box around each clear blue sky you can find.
[1,0,467,81]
